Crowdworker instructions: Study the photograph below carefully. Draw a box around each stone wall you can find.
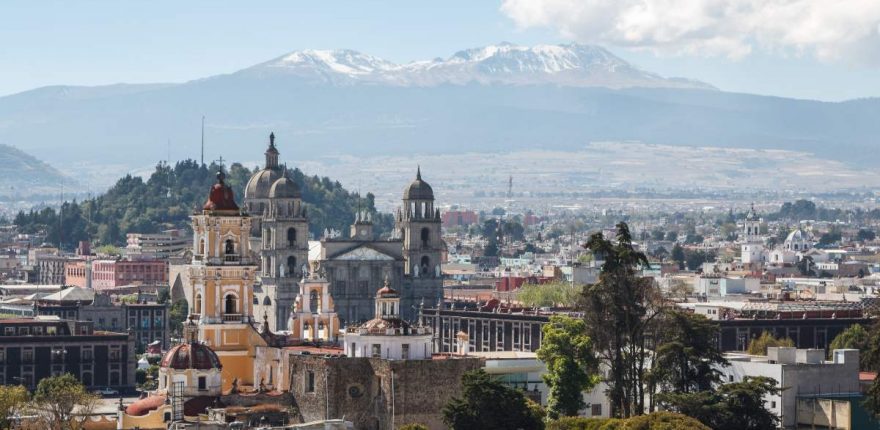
[288,355,482,430]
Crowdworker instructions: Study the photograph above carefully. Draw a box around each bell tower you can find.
[397,167,442,278]
[188,172,265,390]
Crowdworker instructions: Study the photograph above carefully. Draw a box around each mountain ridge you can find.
[1,42,879,186]
[237,42,716,89]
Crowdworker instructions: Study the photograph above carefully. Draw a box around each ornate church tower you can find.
[743,203,762,243]
[244,133,310,332]
[397,167,443,278]
[188,172,265,390]
[255,173,309,332]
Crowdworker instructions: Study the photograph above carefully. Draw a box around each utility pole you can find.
[201,116,205,166]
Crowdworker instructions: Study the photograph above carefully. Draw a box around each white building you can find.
[695,275,759,298]
[126,229,189,259]
[343,282,432,360]
[719,347,860,429]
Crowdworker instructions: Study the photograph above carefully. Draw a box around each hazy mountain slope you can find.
[0,43,878,182]
[0,144,74,193]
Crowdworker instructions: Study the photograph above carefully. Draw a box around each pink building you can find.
[65,259,168,290]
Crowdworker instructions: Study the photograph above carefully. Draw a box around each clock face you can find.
[360,228,367,236]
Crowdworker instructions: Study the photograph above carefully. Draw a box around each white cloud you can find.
[500,0,880,64]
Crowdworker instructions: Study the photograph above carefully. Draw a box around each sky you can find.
[2,1,880,101]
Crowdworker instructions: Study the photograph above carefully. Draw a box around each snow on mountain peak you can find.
[244,43,713,90]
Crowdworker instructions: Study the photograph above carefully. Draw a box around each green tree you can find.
[670,244,685,269]
[660,376,780,430]
[746,331,794,355]
[442,369,544,430]
[665,231,678,242]
[0,384,29,429]
[651,230,665,241]
[168,299,189,338]
[546,412,710,430]
[33,373,100,430]
[537,315,599,419]
[858,229,876,242]
[829,324,869,364]
[650,311,727,398]
[399,424,429,430]
[518,282,581,308]
[581,222,661,418]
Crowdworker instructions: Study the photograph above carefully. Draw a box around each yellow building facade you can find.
[188,172,267,390]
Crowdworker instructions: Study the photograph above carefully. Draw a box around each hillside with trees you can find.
[13,159,393,249]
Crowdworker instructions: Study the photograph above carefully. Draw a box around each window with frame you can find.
[371,344,381,358]
[401,344,410,360]
[0,349,5,363]
[109,347,121,360]
[32,326,42,335]
[306,371,315,393]
[3,327,13,335]
[591,404,602,416]
[17,327,29,335]
[198,376,207,391]
[22,349,33,362]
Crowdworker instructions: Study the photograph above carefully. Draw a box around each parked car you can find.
[94,387,119,396]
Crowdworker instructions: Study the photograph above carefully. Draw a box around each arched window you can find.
[288,228,297,246]
[420,256,430,272]
[198,240,205,255]
[253,297,259,305]
[224,294,238,314]
[263,296,272,306]
[225,239,235,255]
[287,256,296,277]
[194,294,202,314]
[421,227,430,246]
[309,290,319,312]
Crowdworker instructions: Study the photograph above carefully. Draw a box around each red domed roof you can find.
[203,172,239,211]
[126,394,166,416]
[376,284,398,297]
[161,342,222,370]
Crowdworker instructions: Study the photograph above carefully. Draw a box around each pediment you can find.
[331,245,396,261]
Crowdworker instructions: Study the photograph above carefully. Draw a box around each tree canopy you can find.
[518,282,581,308]
[580,222,660,418]
[33,373,99,430]
[443,369,544,430]
[14,160,391,249]
[649,311,728,396]
[537,315,599,419]
[746,331,794,356]
[659,376,780,430]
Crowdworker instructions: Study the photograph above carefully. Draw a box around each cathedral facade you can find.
[244,134,443,331]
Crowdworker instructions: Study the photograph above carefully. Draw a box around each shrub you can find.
[399,424,429,430]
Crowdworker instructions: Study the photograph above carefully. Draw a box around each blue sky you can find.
[2,0,879,101]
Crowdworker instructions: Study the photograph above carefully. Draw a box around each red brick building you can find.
[441,210,479,228]
[65,259,168,290]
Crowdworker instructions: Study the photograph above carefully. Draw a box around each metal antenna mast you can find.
[200,116,205,166]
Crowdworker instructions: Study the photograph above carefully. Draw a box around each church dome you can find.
[269,176,301,199]
[786,228,807,243]
[160,342,222,371]
[376,284,399,297]
[245,168,283,200]
[360,317,411,334]
[203,172,239,211]
[403,167,434,200]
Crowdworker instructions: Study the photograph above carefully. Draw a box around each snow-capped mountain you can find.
[240,43,715,90]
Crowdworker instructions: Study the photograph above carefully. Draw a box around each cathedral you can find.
[244,133,444,331]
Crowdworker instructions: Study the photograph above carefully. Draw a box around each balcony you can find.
[222,314,243,323]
